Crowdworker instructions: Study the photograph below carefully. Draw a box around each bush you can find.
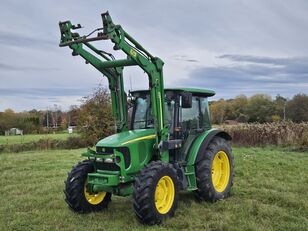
[0,136,91,154]
[77,87,114,146]
[222,121,308,149]
[63,136,92,149]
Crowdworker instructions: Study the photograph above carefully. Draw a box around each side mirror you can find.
[181,92,192,108]
[127,96,135,109]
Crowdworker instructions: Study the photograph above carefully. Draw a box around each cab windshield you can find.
[133,95,154,129]
[132,94,175,130]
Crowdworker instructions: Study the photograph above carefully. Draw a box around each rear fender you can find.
[186,129,231,166]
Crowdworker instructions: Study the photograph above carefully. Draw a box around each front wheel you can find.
[133,161,180,225]
[195,137,234,201]
[64,160,111,213]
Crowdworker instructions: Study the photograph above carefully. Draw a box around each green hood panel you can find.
[96,129,156,147]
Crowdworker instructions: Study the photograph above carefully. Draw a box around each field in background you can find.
[0,147,307,231]
[0,132,86,153]
[0,133,79,145]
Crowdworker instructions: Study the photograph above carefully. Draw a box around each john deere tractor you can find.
[59,12,234,225]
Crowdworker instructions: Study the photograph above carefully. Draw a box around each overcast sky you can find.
[1,0,308,111]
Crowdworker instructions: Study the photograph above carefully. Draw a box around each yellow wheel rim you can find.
[212,151,230,192]
[84,183,106,205]
[155,176,175,214]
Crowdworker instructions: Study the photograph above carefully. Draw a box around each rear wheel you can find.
[64,160,111,213]
[133,161,180,225]
[195,137,234,201]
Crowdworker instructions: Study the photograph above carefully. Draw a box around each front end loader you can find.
[59,12,234,225]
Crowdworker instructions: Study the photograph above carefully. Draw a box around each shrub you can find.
[222,121,308,149]
[0,136,90,154]
[77,87,114,146]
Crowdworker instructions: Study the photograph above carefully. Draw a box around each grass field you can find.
[0,133,78,145]
[0,147,307,231]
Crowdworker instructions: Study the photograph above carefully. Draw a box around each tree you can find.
[0,112,8,135]
[42,110,50,128]
[78,87,114,145]
[209,99,227,124]
[273,95,287,121]
[226,95,249,121]
[286,94,308,122]
[0,109,16,133]
[67,105,80,126]
[246,94,274,123]
[49,104,62,128]
[0,109,44,134]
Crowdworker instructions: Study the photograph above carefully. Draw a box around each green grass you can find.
[0,147,307,231]
[0,133,78,145]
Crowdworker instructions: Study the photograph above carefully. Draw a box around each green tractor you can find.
[59,12,234,225]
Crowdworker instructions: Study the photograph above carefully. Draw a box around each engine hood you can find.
[96,129,156,147]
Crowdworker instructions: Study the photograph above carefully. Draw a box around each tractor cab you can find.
[129,88,215,161]
[130,88,215,132]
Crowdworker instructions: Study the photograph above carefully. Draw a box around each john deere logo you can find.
[101,148,106,152]
[130,49,137,57]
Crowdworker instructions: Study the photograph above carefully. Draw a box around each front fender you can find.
[186,129,231,166]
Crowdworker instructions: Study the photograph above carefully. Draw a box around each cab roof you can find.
[131,87,216,97]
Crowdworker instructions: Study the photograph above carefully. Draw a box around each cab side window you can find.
[165,100,175,133]
[199,97,210,128]
[181,96,200,130]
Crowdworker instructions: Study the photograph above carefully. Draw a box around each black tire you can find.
[64,160,111,213]
[195,137,234,202]
[133,161,180,225]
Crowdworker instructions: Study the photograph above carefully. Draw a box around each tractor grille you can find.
[96,146,113,155]
[96,147,131,170]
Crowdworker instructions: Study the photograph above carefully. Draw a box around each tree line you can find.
[1,89,307,137]
[209,93,308,124]
[0,106,75,135]
[0,87,113,146]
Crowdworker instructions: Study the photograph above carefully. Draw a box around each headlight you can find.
[104,158,113,163]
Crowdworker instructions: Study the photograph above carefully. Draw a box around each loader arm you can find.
[59,12,169,159]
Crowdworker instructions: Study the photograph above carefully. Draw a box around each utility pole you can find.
[283,101,287,121]
[54,104,58,128]
[46,107,49,128]
[68,111,71,127]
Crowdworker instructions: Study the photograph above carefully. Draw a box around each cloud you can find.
[0,87,90,97]
[0,30,55,49]
[219,55,308,76]
[219,54,308,67]
[0,63,59,72]
[181,55,308,98]
[1,0,308,111]
[0,87,91,111]
[171,55,199,63]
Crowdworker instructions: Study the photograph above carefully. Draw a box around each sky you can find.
[1,0,308,111]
